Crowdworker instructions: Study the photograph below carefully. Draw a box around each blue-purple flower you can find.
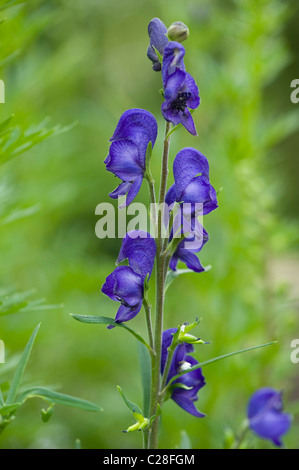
[147,18,168,71]
[165,147,218,215]
[247,387,292,446]
[101,231,156,327]
[104,109,158,207]
[161,42,200,135]
[161,328,206,417]
[169,219,209,273]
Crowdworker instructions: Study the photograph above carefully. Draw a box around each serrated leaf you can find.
[117,385,142,416]
[6,324,41,405]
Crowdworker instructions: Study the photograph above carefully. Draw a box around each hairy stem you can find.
[148,121,171,449]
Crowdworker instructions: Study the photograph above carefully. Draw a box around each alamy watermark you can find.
[290,79,299,104]
[290,339,299,364]
[0,79,5,103]
[95,198,205,250]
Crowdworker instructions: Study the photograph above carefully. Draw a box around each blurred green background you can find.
[0,0,299,449]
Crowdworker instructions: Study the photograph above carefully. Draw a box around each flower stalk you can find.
[148,121,171,449]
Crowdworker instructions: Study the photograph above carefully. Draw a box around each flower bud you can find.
[123,412,149,433]
[167,22,189,43]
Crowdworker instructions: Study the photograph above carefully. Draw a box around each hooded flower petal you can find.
[173,148,210,198]
[247,388,292,446]
[147,18,168,71]
[101,231,156,328]
[167,148,218,215]
[117,230,156,280]
[110,109,158,165]
[105,139,142,181]
[101,265,144,328]
[101,266,143,307]
[105,109,158,206]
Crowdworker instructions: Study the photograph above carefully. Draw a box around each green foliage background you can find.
[0,0,298,449]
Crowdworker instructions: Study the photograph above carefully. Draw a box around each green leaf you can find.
[152,45,162,64]
[71,314,152,353]
[6,324,41,405]
[149,403,162,427]
[17,387,102,412]
[0,288,62,317]
[0,115,13,135]
[165,267,212,292]
[137,342,151,418]
[41,404,55,423]
[145,141,152,173]
[167,341,277,386]
[0,403,21,416]
[117,385,142,416]
[0,203,41,226]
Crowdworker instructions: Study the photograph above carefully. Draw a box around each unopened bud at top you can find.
[167,21,189,43]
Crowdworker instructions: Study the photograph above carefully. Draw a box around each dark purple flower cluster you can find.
[161,329,206,417]
[101,231,156,327]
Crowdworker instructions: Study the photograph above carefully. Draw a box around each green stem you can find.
[145,174,157,232]
[160,338,177,393]
[148,121,171,449]
[143,298,154,351]
[233,421,249,449]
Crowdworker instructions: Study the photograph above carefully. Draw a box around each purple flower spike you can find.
[101,231,156,328]
[161,329,206,418]
[105,109,158,207]
[247,388,292,447]
[166,148,218,215]
[147,18,169,71]
[161,42,199,135]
